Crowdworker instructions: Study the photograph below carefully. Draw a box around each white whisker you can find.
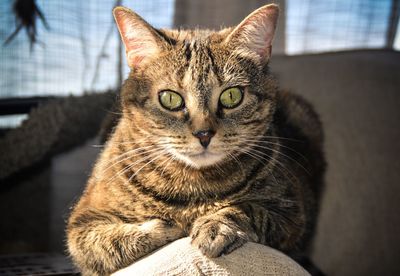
[243,147,301,186]
[238,134,303,143]
[238,138,309,162]
[161,155,175,177]
[102,146,165,172]
[105,150,164,185]
[235,147,299,187]
[244,142,310,175]
[227,152,245,174]
[128,150,168,183]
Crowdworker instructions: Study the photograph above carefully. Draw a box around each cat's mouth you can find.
[171,149,226,168]
[188,150,213,158]
[187,151,226,167]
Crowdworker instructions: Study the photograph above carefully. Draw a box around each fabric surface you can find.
[112,237,309,276]
[271,50,400,275]
[0,92,114,180]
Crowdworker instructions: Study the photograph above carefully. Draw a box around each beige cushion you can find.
[112,237,309,276]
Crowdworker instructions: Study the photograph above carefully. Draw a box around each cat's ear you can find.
[113,7,164,68]
[225,4,279,62]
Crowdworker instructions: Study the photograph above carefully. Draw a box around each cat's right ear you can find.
[225,4,279,63]
[113,7,163,68]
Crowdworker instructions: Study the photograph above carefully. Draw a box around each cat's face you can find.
[114,5,279,168]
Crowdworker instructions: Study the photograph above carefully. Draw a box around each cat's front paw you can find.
[190,217,250,258]
[139,219,185,242]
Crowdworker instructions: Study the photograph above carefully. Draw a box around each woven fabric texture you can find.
[112,237,309,276]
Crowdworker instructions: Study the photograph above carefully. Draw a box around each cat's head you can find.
[114,4,279,169]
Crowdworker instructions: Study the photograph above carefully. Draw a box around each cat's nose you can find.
[192,130,215,148]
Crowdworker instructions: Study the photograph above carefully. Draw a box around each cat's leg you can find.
[190,206,257,258]
[190,202,305,258]
[67,217,185,276]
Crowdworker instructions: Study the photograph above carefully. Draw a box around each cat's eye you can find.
[159,90,184,111]
[219,87,243,109]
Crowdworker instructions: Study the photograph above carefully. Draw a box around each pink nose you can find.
[192,130,216,148]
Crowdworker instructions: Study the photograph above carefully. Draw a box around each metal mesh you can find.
[0,0,175,99]
[286,0,396,54]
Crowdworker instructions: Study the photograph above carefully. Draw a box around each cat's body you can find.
[67,5,325,276]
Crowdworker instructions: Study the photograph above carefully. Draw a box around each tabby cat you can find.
[67,4,325,275]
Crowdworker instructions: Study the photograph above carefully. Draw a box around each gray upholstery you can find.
[271,50,400,275]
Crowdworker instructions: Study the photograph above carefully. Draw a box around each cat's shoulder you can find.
[274,90,323,146]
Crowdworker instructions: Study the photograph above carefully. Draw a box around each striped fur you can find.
[67,5,325,275]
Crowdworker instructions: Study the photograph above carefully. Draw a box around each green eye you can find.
[219,87,243,108]
[159,90,184,111]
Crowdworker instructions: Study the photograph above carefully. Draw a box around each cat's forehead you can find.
[150,30,228,111]
[156,30,225,86]
[162,28,231,44]
[179,40,220,107]
[151,28,250,110]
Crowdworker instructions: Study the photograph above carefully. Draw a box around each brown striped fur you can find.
[67,5,325,275]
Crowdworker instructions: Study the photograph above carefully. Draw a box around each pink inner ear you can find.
[229,5,279,59]
[257,45,272,58]
[125,37,146,65]
[128,53,145,68]
[114,8,159,68]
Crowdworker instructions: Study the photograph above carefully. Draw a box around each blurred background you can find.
[0,0,399,275]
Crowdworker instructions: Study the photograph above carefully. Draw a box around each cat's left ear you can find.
[113,7,166,68]
[225,4,279,63]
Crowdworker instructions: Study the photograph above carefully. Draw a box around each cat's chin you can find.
[172,150,226,169]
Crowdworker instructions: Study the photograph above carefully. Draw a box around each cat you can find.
[67,4,325,276]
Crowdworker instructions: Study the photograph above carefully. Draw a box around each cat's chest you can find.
[154,201,224,231]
